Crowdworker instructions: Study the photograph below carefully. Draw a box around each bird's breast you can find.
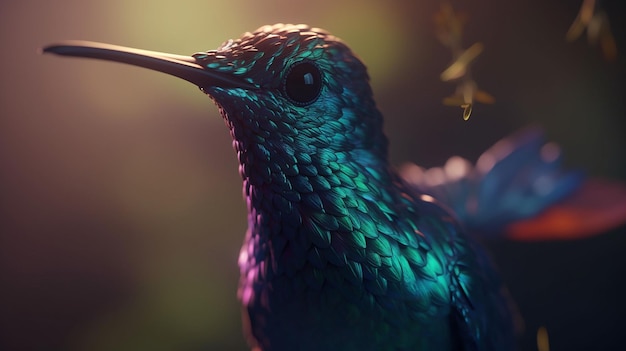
[240,257,455,351]
[237,213,457,350]
[235,165,465,350]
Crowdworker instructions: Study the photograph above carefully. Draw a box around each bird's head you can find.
[44,24,388,180]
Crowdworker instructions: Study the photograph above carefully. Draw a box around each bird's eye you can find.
[283,61,322,105]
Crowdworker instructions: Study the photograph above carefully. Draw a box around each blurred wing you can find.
[507,179,626,240]
[401,128,626,240]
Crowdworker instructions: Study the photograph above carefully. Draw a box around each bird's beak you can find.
[42,41,256,90]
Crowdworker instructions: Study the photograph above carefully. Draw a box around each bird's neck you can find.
[234,125,401,272]
[237,137,394,214]
[224,98,397,278]
[228,102,392,215]
[234,129,417,314]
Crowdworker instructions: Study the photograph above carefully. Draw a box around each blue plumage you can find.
[404,128,585,237]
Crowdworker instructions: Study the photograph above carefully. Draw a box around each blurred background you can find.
[1,0,625,350]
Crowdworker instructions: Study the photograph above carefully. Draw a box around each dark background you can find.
[1,0,625,350]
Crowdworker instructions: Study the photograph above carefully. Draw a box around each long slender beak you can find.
[42,41,256,90]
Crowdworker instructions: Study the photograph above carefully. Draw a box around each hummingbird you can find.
[43,24,626,351]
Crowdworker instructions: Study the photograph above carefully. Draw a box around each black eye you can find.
[284,61,322,105]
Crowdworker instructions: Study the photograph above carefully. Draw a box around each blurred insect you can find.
[435,2,494,120]
[566,0,617,61]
